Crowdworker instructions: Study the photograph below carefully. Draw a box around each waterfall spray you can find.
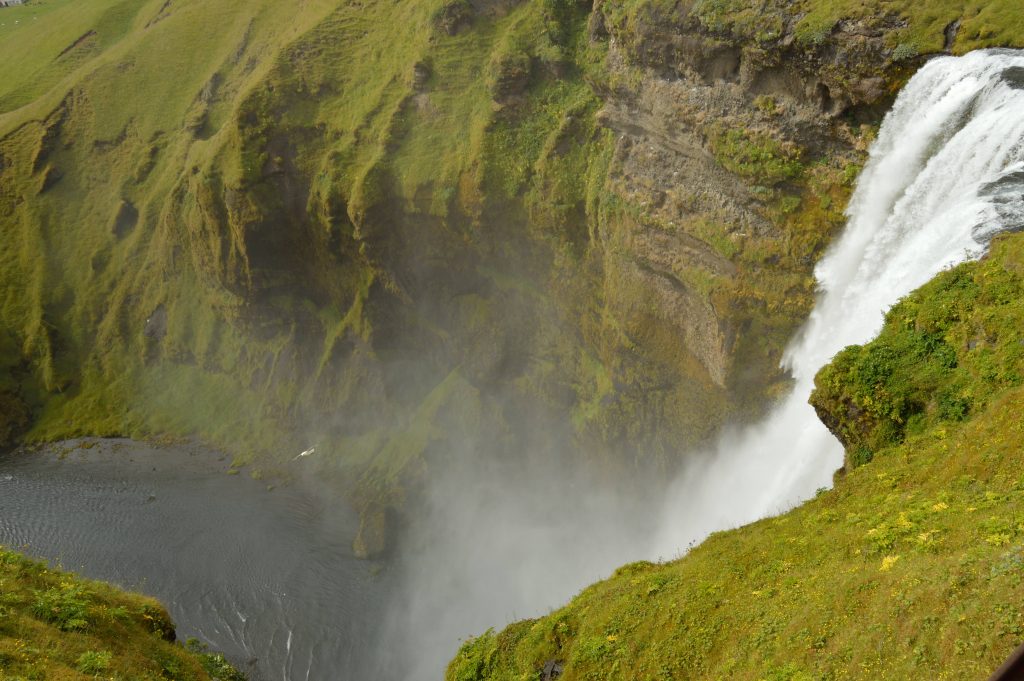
[653,49,1024,558]
[381,50,1024,680]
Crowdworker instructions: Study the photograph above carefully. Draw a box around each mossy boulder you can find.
[352,503,392,560]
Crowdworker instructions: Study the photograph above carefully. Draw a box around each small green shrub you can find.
[754,94,778,115]
[795,15,836,46]
[710,127,804,186]
[140,602,175,639]
[842,163,864,186]
[540,0,583,45]
[77,650,112,674]
[570,635,613,664]
[31,585,90,632]
[850,446,874,468]
[937,388,971,421]
[892,42,920,62]
[775,194,802,214]
[186,639,248,681]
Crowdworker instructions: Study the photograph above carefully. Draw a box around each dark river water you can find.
[0,439,391,681]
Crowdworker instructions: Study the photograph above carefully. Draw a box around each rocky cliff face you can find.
[0,0,958,514]
[590,0,890,401]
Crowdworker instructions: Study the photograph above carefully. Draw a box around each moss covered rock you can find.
[812,233,1024,469]
[352,503,391,560]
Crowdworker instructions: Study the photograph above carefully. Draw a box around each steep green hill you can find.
[0,546,243,680]
[447,231,1024,680]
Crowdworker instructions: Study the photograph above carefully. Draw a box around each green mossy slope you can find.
[0,546,244,680]
[0,0,621,483]
[446,234,1024,680]
[610,0,1024,56]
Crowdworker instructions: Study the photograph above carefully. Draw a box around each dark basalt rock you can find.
[434,0,473,36]
[490,52,531,101]
[112,200,139,238]
[40,166,63,192]
[541,660,564,680]
[944,19,961,52]
[975,168,1024,241]
[412,61,431,91]
[1002,66,1024,90]
[144,305,168,341]
[352,503,393,560]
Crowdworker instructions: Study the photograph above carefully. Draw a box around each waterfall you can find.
[653,49,1024,557]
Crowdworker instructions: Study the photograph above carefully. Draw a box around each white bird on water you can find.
[292,446,316,462]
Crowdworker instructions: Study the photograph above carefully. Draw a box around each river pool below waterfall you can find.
[0,439,390,681]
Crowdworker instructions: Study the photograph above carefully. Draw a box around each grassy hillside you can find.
[0,546,243,680]
[446,233,1024,680]
[0,0,622,484]
[610,0,1024,55]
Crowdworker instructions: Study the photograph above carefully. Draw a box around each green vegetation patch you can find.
[0,546,244,680]
[813,233,1024,464]
[709,126,804,187]
[688,0,1024,54]
[794,0,1024,55]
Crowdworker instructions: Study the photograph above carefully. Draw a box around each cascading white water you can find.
[653,49,1024,558]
